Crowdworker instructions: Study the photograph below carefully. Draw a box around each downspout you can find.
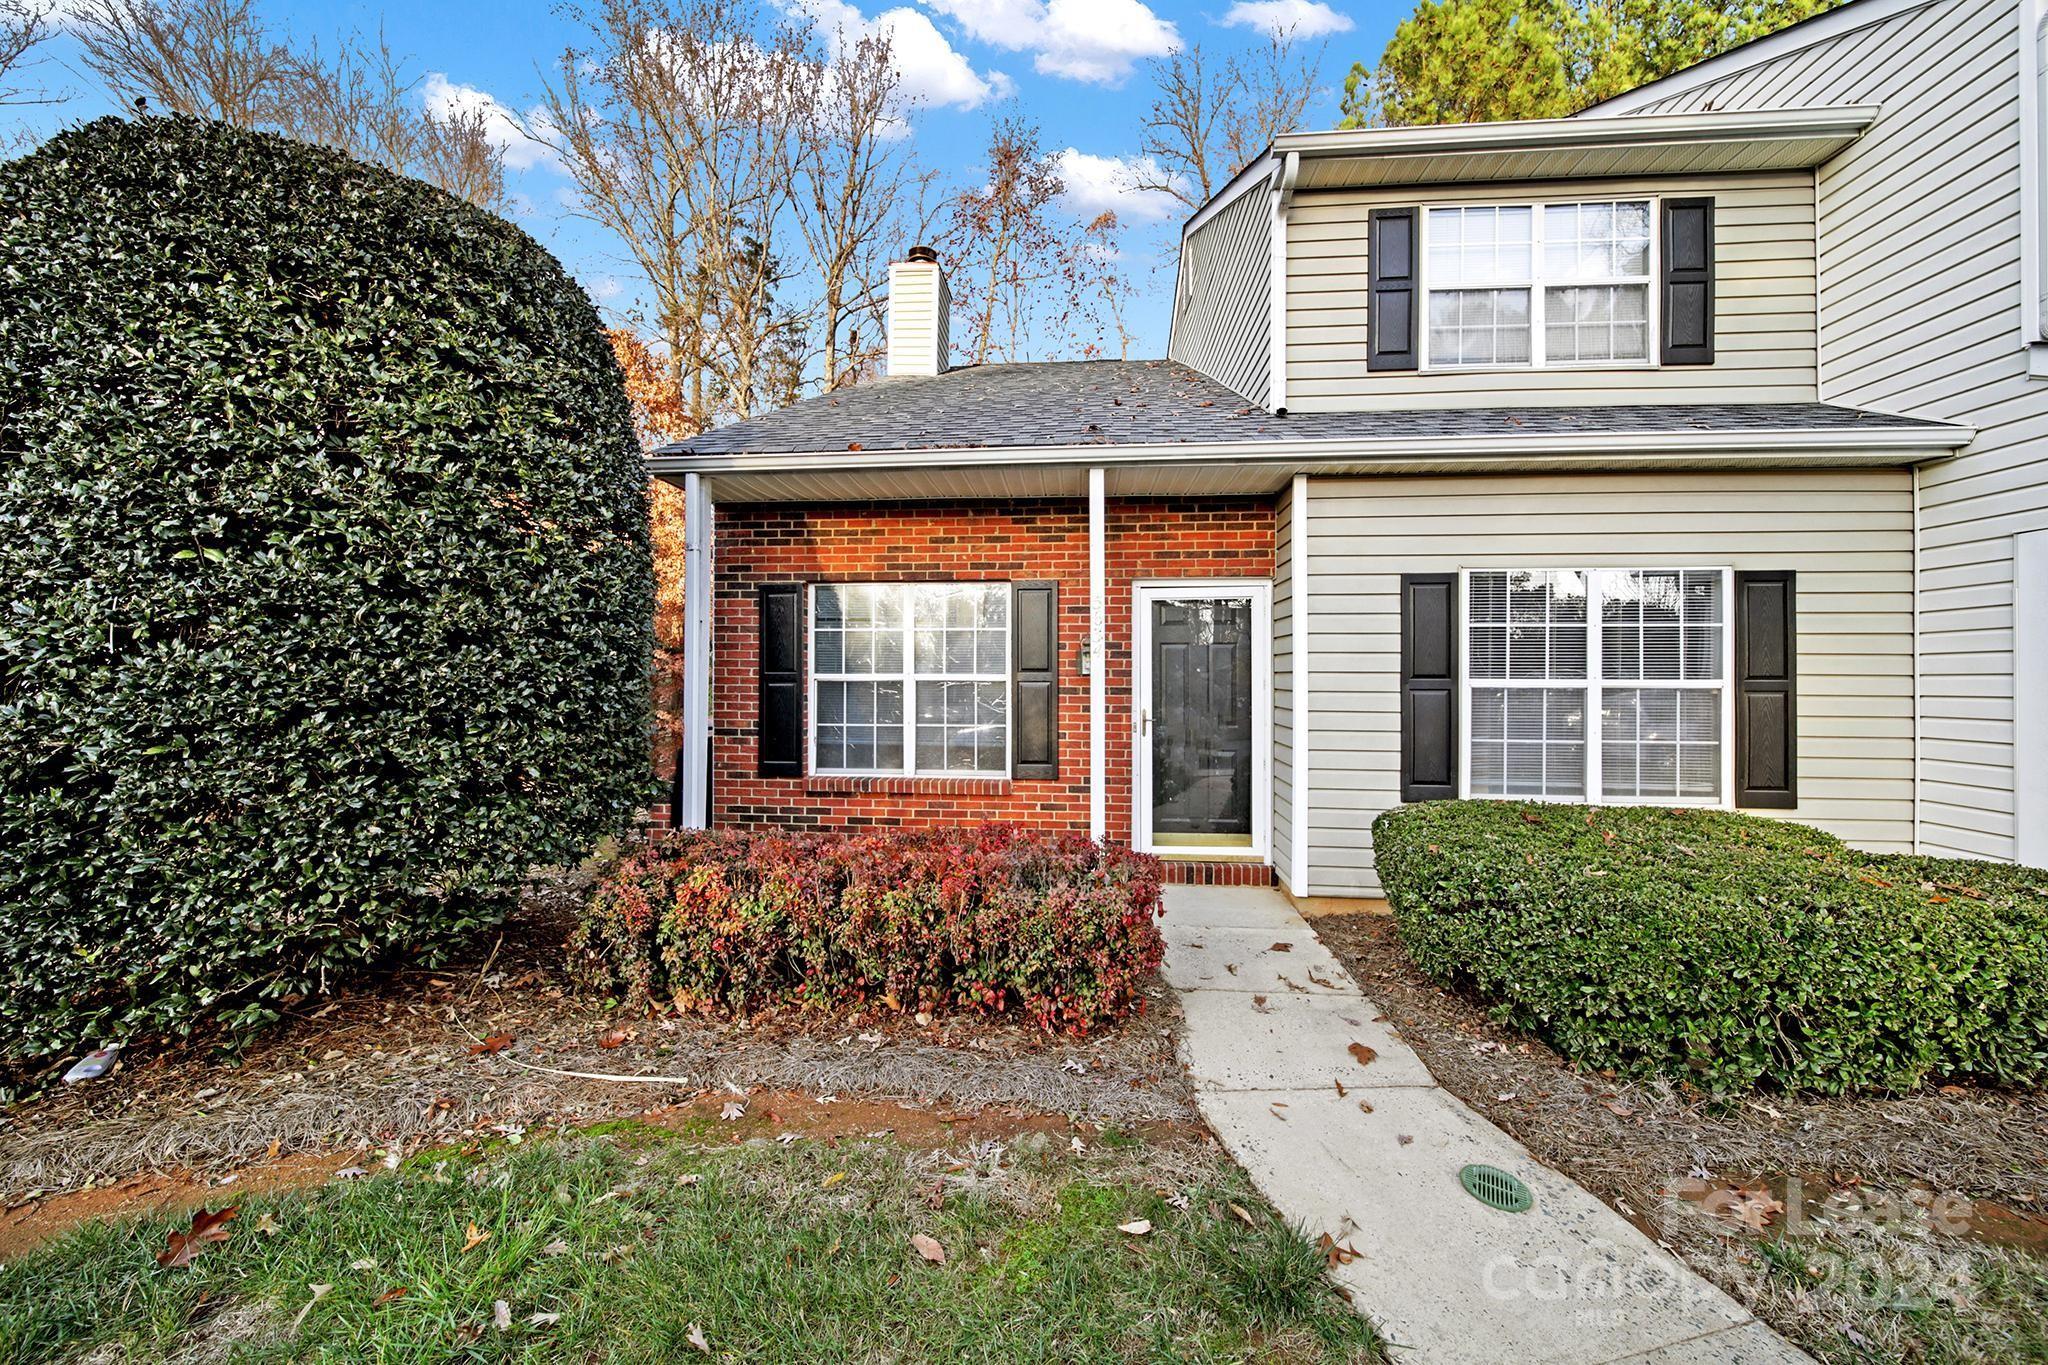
[1911,465,1922,855]
[1269,152,1300,415]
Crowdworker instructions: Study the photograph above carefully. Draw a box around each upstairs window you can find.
[1463,567,1731,804]
[1425,201,1653,369]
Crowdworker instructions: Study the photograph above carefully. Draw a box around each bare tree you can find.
[1135,28,1325,208]
[792,27,917,392]
[1,0,60,107]
[70,0,505,207]
[942,118,1089,366]
[1079,210,1136,361]
[72,0,296,125]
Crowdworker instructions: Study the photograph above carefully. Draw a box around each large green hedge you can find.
[1373,802,2048,1094]
[0,117,653,1065]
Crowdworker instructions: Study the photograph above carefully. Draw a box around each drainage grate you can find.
[1459,1164,1534,1213]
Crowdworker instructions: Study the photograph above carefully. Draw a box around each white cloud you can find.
[793,0,1011,109]
[920,0,1177,85]
[1219,0,1353,38]
[1056,148,1184,222]
[421,73,560,174]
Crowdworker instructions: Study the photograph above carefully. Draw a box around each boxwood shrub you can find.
[0,117,653,1066]
[573,825,1166,1034]
[1372,802,2048,1094]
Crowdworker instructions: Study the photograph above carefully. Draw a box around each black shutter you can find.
[1012,581,1058,780]
[1400,573,1459,802]
[1734,570,1797,808]
[1661,197,1715,365]
[1368,207,1420,372]
[758,583,803,778]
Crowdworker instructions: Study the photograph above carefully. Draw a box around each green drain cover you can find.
[1459,1164,1534,1213]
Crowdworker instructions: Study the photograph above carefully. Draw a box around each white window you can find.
[810,582,1010,776]
[1425,200,1653,369]
[1462,568,1732,804]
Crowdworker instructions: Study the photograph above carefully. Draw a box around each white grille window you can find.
[811,583,1009,776]
[1425,199,1653,369]
[1463,567,1732,804]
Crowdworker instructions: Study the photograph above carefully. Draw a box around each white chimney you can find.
[886,246,950,377]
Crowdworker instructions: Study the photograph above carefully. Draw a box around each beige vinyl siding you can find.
[1608,0,2046,862]
[1272,482,1296,890]
[1303,469,1915,897]
[1169,176,1272,407]
[1283,173,1820,412]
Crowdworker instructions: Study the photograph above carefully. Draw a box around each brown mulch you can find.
[1312,913,2048,1218]
[0,871,1197,1204]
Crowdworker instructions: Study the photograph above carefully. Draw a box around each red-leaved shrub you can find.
[571,825,1165,1033]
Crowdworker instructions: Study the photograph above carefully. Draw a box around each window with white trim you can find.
[810,582,1009,776]
[1464,568,1731,803]
[1425,200,1653,369]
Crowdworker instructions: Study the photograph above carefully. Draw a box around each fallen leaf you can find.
[291,1283,332,1331]
[493,1300,512,1332]
[1603,1100,1635,1118]
[719,1100,747,1121]
[527,1311,561,1327]
[372,1286,409,1307]
[687,1322,711,1353]
[1269,942,1293,953]
[1117,1219,1152,1236]
[540,1239,570,1257]
[350,1257,379,1271]
[677,1173,703,1187]
[1348,1043,1378,1067]
[461,1222,490,1253]
[156,1206,237,1268]
[1317,1232,1362,1267]
[1226,1203,1256,1227]
[1396,1134,1414,1146]
[468,1035,515,1055]
[1333,1078,1347,1097]
[822,1171,847,1188]
[253,1212,279,1237]
[910,1233,946,1264]
[333,1167,369,1180]
[597,1030,629,1049]
[1358,1100,1374,1114]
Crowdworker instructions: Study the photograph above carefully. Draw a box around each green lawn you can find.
[0,1126,1380,1363]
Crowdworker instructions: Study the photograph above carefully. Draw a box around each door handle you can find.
[1140,709,1150,736]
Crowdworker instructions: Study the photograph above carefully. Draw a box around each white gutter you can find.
[1270,104,1878,159]
[651,423,1973,479]
[1288,473,1311,898]
[680,471,713,829]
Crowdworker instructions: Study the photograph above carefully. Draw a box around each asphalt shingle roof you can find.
[656,359,1961,457]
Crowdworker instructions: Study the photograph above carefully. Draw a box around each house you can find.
[651,0,2048,902]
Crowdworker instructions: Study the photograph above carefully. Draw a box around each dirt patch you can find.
[1,873,1197,1205]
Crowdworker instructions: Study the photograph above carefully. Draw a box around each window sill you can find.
[806,775,1014,796]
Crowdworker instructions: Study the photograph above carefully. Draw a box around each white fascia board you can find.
[1271,104,1878,160]
[650,423,1974,480]
[1580,0,1939,117]
[1181,155,1279,239]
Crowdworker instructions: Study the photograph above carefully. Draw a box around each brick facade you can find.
[708,497,1276,854]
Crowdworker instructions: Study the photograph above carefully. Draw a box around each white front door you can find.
[1132,581,1271,859]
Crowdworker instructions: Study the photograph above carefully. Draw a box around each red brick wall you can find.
[709,497,1275,847]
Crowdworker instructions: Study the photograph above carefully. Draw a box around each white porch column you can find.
[680,472,714,829]
[1089,467,1107,843]
[1290,474,1312,895]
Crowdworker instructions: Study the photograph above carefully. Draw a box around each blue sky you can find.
[7,0,1410,361]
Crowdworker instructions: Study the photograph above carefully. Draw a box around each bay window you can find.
[1425,200,1653,369]
[810,582,1010,776]
[1463,568,1732,804]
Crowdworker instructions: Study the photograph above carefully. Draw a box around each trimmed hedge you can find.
[0,117,653,1065]
[573,826,1165,1034]
[1372,802,2048,1094]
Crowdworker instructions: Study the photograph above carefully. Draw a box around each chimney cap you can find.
[904,244,940,264]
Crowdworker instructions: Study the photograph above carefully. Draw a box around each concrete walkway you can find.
[1163,884,1808,1364]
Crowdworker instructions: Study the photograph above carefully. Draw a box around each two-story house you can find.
[650,0,2048,902]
